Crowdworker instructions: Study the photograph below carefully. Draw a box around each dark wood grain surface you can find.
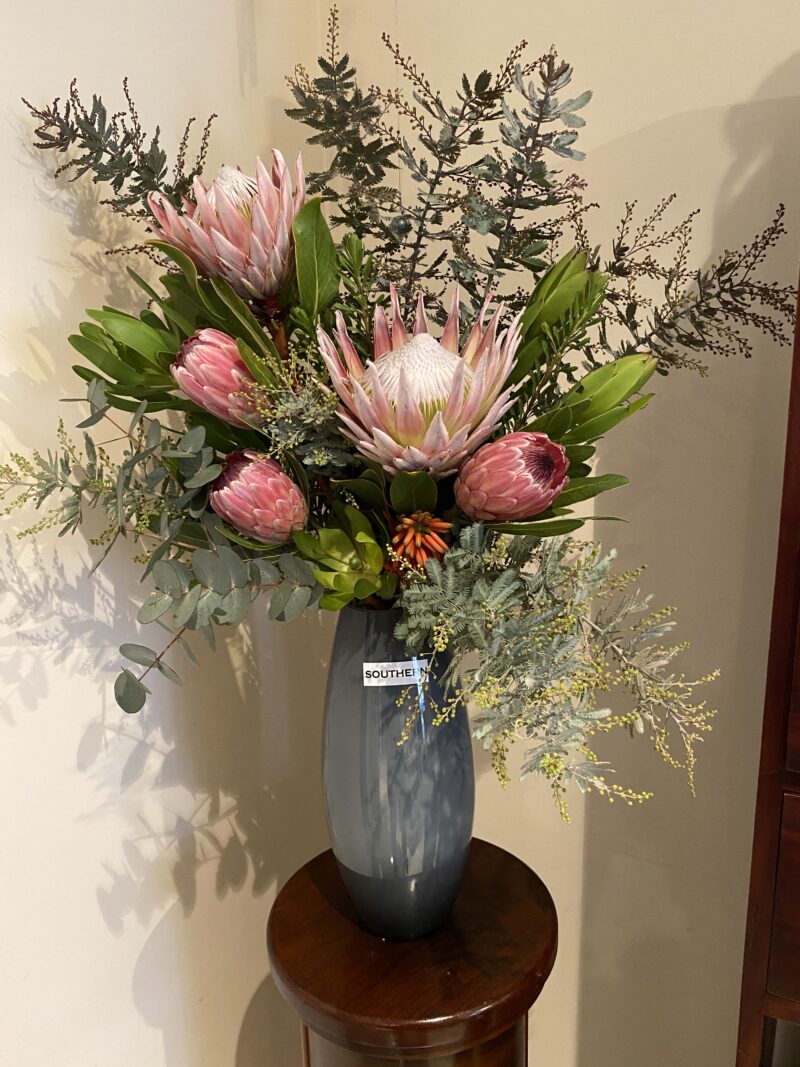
[787,615,800,772]
[767,793,800,1001]
[303,1018,526,1065]
[267,839,558,1059]
[736,269,800,1065]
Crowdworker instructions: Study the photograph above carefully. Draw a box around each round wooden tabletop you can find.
[267,838,558,1059]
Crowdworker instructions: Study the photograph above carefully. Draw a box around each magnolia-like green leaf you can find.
[332,477,387,512]
[292,198,339,318]
[379,572,398,600]
[343,504,378,544]
[561,394,653,444]
[389,471,437,515]
[554,473,629,507]
[317,527,356,563]
[87,309,176,365]
[219,525,277,552]
[488,517,585,536]
[294,530,327,561]
[562,354,656,417]
[319,590,353,611]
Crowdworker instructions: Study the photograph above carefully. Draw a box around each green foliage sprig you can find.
[397,527,717,818]
[288,10,590,318]
[285,8,794,361]
[23,78,216,216]
[597,197,796,373]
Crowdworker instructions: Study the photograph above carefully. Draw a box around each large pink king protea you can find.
[317,288,522,477]
[148,151,305,303]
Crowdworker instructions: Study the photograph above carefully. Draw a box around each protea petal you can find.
[414,294,430,335]
[332,312,364,379]
[149,152,306,302]
[461,293,492,366]
[389,287,409,349]
[394,366,427,446]
[214,186,251,248]
[440,286,461,353]
[373,305,392,359]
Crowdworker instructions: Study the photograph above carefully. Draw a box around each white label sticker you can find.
[362,658,429,687]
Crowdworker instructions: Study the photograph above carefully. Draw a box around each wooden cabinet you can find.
[737,278,800,1064]
[767,794,800,1003]
[787,619,800,772]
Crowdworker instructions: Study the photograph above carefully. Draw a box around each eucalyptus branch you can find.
[136,626,188,684]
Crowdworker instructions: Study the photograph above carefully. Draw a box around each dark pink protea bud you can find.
[209,451,307,544]
[454,431,570,522]
[171,329,259,426]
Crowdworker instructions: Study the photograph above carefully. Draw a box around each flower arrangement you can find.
[3,9,794,817]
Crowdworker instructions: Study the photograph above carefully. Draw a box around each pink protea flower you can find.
[317,287,522,478]
[454,432,570,521]
[172,329,259,427]
[209,451,307,544]
[148,151,306,302]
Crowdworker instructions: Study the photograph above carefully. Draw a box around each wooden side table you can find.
[267,839,558,1065]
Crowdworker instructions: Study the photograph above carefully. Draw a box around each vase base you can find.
[337,846,470,940]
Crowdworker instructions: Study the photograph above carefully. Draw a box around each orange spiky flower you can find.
[390,511,452,570]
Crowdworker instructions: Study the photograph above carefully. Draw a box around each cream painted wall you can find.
[1,2,798,1066]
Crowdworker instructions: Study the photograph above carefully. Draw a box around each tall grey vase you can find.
[322,604,475,939]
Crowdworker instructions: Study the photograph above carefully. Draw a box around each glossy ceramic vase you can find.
[322,604,475,939]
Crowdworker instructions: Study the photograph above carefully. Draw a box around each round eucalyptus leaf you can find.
[268,581,292,621]
[216,545,249,588]
[114,669,148,714]
[192,549,233,594]
[278,554,317,587]
[156,660,182,685]
[172,583,202,628]
[120,643,158,667]
[216,586,251,626]
[137,591,173,625]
